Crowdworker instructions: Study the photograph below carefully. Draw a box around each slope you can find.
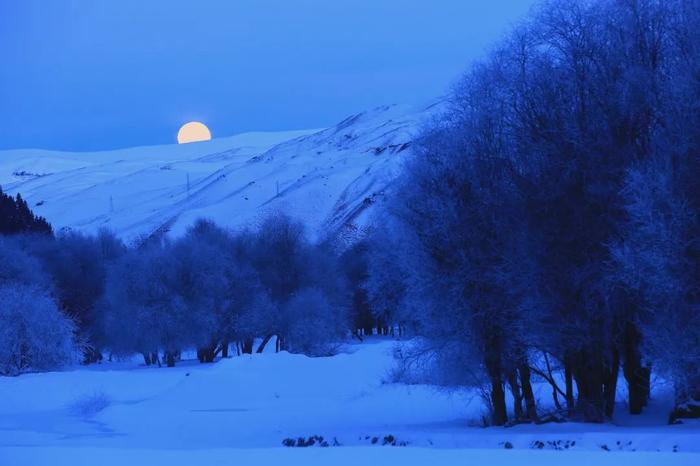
[0,104,432,241]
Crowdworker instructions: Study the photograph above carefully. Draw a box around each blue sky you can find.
[0,0,535,151]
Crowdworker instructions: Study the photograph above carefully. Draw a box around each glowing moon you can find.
[177,121,212,144]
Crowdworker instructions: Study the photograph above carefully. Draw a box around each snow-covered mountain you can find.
[0,103,434,242]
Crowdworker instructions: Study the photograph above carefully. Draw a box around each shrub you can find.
[68,389,111,418]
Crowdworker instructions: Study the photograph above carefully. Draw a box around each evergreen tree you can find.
[0,187,52,236]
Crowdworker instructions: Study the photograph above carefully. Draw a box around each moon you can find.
[177,121,212,144]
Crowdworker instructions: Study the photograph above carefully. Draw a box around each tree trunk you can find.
[564,355,575,417]
[603,349,620,418]
[83,347,103,365]
[519,363,537,421]
[543,352,562,411]
[256,334,275,353]
[485,351,507,426]
[490,375,508,426]
[198,344,217,363]
[241,337,254,354]
[353,329,364,342]
[572,350,606,423]
[375,318,383,336]
[221,341,229,358]
[277,335,288,352]
[142,352,152,365]
[164,351,175,367]
[507,371,523,420]
[623,323,650,415]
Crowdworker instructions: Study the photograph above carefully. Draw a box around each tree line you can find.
[0,212,392,375]
[364,0,700,425]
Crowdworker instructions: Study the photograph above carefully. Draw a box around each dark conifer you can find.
[0,186,52,235]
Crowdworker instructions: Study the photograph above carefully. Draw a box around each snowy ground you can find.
[1,338,698,465]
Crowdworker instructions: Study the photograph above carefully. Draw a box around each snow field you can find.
[0,339,697,465]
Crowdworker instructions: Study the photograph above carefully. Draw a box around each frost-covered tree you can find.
[174,220,264,362]
[27,230,126,363]
[284,287,347,356]
[0,283,76,375]
[0,238,74,375]
[0,235,53,291]
[170,221,230,362]
[512,0,677,421]
[247,214,350,353]
[485,0,688,422]
[611,0,700,418]
[101,240,197,366]
[613,159,700,420]
[371,0,698,423]
[363,226,412,337]
[237,291,278,354]
[98,214,350,363]
[339,241,375,338]
[386,121,537,425]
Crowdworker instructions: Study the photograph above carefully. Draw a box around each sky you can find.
[0,0,536,151]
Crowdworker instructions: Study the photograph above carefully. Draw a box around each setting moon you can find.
[177,121,212,144]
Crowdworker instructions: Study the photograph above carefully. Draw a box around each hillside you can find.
[0,104,432,242]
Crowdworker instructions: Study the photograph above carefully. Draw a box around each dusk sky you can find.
[0,0,536,151]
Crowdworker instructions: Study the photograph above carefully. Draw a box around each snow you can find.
[0,104,431,242]
[0,339,697,465]
[3,446,696,466]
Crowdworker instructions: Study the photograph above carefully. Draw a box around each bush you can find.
[68,389,111,418]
